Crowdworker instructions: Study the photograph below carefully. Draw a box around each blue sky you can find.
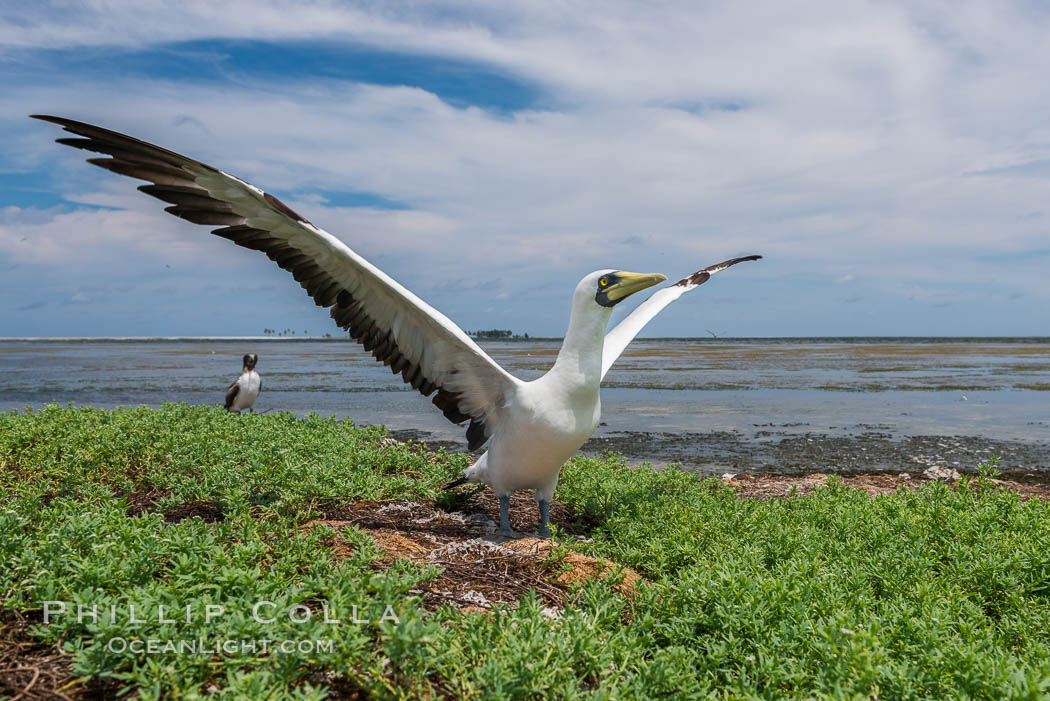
[2,1,1048,337]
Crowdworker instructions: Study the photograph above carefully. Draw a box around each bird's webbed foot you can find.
[495,527,523,538]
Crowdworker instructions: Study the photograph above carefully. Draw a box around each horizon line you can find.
[2,335,1049,342]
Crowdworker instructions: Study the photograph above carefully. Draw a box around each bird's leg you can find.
[538,499,551,539]
[497,495,516,537]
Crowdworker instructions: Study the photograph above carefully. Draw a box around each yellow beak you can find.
[605,271,668,302]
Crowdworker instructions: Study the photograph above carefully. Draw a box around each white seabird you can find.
[33,115,761,537]
[225,353,261,413]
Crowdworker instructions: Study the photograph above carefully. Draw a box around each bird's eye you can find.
[599,277,609,287]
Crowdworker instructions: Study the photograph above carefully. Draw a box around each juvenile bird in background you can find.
[225,353,261,413]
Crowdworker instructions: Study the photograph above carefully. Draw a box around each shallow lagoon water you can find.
[1,338,1047,477]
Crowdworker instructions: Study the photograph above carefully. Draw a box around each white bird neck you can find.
[550,301,613,388]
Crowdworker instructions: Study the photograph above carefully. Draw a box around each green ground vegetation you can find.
[1,404,1049,699]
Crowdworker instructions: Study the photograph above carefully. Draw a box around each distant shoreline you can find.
[0,336,350,342]
[1,336,1048,343]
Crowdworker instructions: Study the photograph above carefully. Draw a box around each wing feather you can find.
[600,255,761,380]
[224,380,240,411]
[33,115,519,450]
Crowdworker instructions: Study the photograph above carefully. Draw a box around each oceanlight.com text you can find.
[106,637,336,655]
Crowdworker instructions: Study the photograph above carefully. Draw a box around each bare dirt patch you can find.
[502,538,643,597]
[123,488,225,523]
[122,487,173,517]
[159,500,225,524]
[0,610,120,700]
[305,495,641,612]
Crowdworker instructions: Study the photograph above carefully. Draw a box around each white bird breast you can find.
[470,376,601,497]
[232,370,261,411]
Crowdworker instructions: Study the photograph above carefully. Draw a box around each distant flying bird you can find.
[33,115,761,537]
[225,353,260,413]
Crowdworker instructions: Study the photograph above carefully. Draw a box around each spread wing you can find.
[225,380,240,410]
[601,255,761,380]
[33,115,521,450]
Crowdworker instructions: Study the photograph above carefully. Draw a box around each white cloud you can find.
[2,1,1049,335]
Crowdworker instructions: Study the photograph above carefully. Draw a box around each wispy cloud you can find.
[1,1,1049,336]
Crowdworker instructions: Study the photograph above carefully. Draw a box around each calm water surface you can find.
[1,338,1047,474]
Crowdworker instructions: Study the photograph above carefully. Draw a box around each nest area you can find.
[307,491,643,613]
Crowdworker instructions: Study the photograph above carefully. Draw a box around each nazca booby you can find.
[33,115,761,537]
[225,353,260,413]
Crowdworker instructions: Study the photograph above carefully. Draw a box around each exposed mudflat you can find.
[390,426,1050,484]
[579,428,1050,481]
[5,337,1047,481]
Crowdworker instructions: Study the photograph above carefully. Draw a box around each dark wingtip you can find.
[714,254,762,266]
[30,114,74,127]
[704,254,762,272]
[674,254,763,287]
[443,476,470,491]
